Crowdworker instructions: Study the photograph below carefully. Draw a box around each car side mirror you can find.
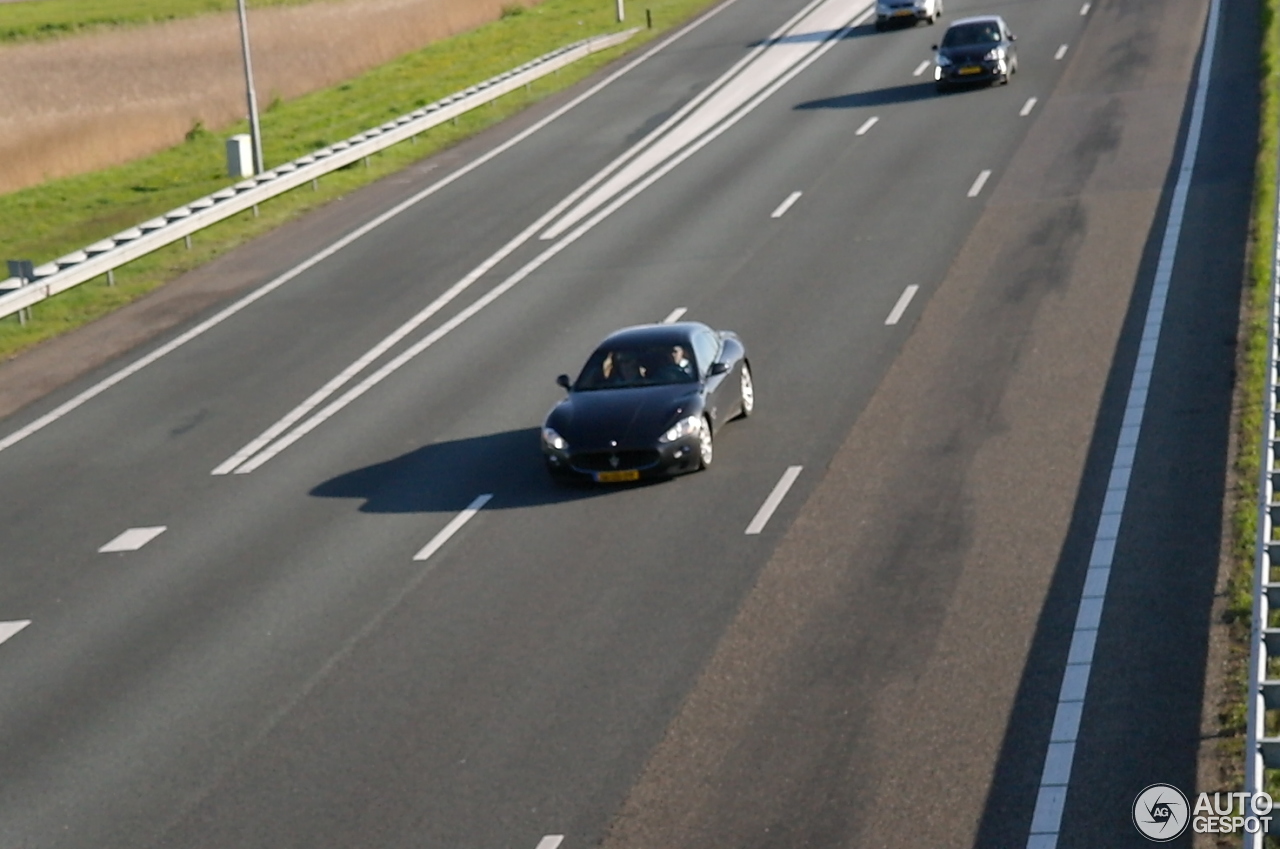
[931,43,938,50]
[1008,33,1016,40]
[556,374,571,390]
[708,361,729,377]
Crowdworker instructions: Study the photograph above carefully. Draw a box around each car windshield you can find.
[941,22,1001,47]
[574,343,698,390]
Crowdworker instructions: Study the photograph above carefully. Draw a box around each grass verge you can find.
[0,0,333,44]
[0,0,722,361]
[1221,0,1280,820]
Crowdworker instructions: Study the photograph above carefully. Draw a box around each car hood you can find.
[939,44,1000,62]
[547,384,702,450]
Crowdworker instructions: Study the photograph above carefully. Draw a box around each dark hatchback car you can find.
[933,15,1018,91]
[542,322,753,483]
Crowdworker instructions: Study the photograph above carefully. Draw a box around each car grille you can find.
[570,450,661,472]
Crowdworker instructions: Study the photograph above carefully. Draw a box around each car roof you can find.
[946,14,1005,27]
[595,321,711,348]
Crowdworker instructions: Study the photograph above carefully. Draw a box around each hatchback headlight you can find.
[542,426,568,451]
[659,415,701,444]
[983,47,1006,61]
[936,54,953,66]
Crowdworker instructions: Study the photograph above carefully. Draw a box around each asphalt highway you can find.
[0,0,1254,844]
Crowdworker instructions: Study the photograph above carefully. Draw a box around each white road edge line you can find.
[229,4,873,473]
[1080,2,1090,13]
[98,526,167,553]
[913,59,931,76]
[1055,44,1069,60]
[745,466,803,535]
[0,0,748,462]
[885,285,920,326]
[662,307,688,323]
[1020,97,1038,116]
[967,169,992,197]
[855,115,879,135]
[535,837,565,849]
[771,191,803,218]
[0,620,31,646]
[1025,0,1220,840]
[413,494,493,561]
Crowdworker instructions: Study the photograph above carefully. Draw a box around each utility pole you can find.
[236,0,265,174]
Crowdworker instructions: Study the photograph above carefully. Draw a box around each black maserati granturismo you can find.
[542,322,753,482]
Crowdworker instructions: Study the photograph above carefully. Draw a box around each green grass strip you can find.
[1224,0,1280,807]
[0,0,722,360]
[0,0,337,44]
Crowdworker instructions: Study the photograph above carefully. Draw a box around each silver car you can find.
[875,0,942,30]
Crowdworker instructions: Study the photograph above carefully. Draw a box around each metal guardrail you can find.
[0,28,639,322]
[1244,102,1280,849]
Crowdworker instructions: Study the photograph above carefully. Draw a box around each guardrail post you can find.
[7,259,33,326]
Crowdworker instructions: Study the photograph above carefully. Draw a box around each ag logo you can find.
[1133,784,1189,841]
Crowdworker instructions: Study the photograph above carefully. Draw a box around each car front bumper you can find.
[543,436,702,482]
[935,58,1007,85]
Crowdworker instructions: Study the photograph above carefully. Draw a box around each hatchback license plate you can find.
[958,65,981,75]
[596,469,640,483]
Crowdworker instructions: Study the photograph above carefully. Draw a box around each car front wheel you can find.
[697,416,714,469]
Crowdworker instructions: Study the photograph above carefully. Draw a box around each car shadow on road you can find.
[749,23,880,47]
[794,82,938,110]
[310,427,656,513]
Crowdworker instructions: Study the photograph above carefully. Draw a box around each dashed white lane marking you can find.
[855,115,880,135]
[770,191,803,218]
[967,169,992,197]
[662,307,688,323]
[745,466,803,534]
[1,3,746,462]
[0,620,31,646]
[913,59,931,76]
[1025,0,1221,840]
[1020,97,1038,116]
[535,837,565,849]
[99,526,167,553]
[413,495,493,561]
[1080,2,1090,13]
[885,285,920,326]
[1055,44,1069,60]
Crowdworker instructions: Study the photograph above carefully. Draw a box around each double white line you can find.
[214,0,874,475]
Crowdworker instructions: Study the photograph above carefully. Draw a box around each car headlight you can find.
[542,426,568,451]
[983,47,1006,61]
[936,54,953,66]
[659,415,701,444]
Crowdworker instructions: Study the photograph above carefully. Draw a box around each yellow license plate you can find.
[596,469,640,483]
[892,9,914,15]
[958,66,982,75]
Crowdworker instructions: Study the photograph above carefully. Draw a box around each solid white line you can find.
[230,3,873,473]
[0,620,31,646]
[1080,2,1090,13]
[745,466,803,535]
[535,838,565,849]
[771,191,803,218]
[662,307,688,323]
[1055,44,1069,60]
[1025,0,1221,840]
[884,285,919,325]
[855,115,879,136]
[1020,97,1038,116]
[413,494,492,561]
[967,169,992,197]
[913,59,931,76]
[99,526,167,553]
[0,0,748,462]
